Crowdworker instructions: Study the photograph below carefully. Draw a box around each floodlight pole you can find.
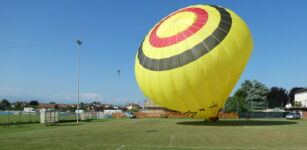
[76,40,82,124]
[117,69,120,119]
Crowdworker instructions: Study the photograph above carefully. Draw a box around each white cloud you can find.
[80,93,104,102]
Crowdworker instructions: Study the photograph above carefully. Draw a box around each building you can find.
[23,107,35,112]
[286,88,307,119]
[37,103,68,109]
[124,104,142,111]
[294,88,307,107]
[143,100,177,113]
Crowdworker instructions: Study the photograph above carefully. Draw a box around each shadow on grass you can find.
[176,120,298,126]
[54,123,83,126]
[0,121,39,126]
[145,130,159,132]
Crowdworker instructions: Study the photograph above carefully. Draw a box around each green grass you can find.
[0,118,307,150]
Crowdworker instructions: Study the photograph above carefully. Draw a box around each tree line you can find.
[0,100,40,110]
[1,79,304,112]
[223,79,304,112]
[0,99,123,112]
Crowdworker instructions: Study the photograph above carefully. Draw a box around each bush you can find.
[127,109,139,113]
[160,115,168,118]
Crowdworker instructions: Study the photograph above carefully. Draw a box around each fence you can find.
[0,111,40,125]
[0,111,116,125]
[219,112,238,119]
[0,111,78,125]
[119,112,188,118]
[109,112,188,118]
[238,112,289,119]
[91,112,113,119]
[1,110,299,125]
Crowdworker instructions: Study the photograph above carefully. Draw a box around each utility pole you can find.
[267,100,269,118]
[76,40,82,124]
[282,99,284,109]
[236,99,239,119]
[144,99,147,112]
[251,99,254,118]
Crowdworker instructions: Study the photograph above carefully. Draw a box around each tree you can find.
[29,100,39,108]
[0,99,11,110]
[65,105,76,112]
[12,101,24,110]
[241,80,253,93]
[223,97,237,112]
[294,101,303,108]
[79,102,86,109]
[266,87,289,108]
[234,89,250,112]
[288,87,304,105]
[224,89,249,112]
[224,80,269,112]
[245,80,269,110]
[127,108,139,113]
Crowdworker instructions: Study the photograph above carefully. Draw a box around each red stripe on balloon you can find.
[149,7,208,48]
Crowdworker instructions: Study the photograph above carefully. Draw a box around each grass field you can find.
[0,118,307,150]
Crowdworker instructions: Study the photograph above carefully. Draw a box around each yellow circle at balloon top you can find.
[157,12,197,38]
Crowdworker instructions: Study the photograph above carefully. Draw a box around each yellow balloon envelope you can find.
[135,5,253,120]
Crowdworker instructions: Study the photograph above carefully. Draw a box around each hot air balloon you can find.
[135,5,253,120]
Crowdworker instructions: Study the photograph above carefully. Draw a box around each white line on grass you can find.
[121,144,298,150]
[115,145,126,150]
[169,134,175,146]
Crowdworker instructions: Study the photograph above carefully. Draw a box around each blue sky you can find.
[1,0,307,105]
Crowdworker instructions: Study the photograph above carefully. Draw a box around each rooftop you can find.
[294,88,307,94]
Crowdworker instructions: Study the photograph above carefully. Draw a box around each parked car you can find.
[286,112,301,119]
[125,112,136,118]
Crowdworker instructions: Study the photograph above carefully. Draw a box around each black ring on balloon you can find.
[138,5,232,71]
